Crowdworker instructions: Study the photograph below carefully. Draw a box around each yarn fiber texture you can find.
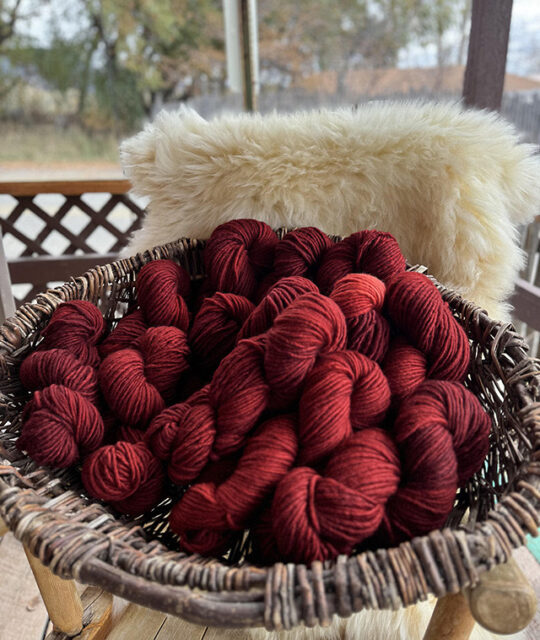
[16,220,492,567]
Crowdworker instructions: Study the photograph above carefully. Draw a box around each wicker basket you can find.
[0,231,539,631]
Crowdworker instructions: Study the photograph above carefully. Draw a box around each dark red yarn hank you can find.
[237,276,318,340]
[189,292,254,373]
[317,230,406,294]
[18,385,104,467]
[269,429,401,563]
[39,300,105,367]
[99,310,147,358]
[99,326,189,426]
[15,222,493,567]
[137,260,190,330]
[385,271,470,381]
[273,227,333,279]
[380,380,491,545]
[170,415,298,555]
[330,273,390,362]
[20,349,99,404]
[204,219,278,299]
[82,440,164,515]
[298,351,391,464]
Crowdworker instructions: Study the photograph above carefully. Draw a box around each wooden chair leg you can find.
[423,557,537,640]
[0,516,8,538]
[423,592,475,640]
[24,546,84,636]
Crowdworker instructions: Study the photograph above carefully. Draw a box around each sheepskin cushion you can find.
[121,102,540,319]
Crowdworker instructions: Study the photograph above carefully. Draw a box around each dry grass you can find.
[0,122,122,163]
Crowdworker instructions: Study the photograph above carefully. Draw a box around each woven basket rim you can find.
[0,231,539,630]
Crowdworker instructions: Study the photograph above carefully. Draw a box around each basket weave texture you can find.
[0,230,539,631]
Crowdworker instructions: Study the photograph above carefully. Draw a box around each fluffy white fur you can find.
[120,104,536,639]
[121,102,540,319]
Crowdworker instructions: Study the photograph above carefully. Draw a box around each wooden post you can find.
[239,0,257,112]
[0,516,8,537]
[0,229,16,323]
[24,546,84,636]
[463,0,513,111]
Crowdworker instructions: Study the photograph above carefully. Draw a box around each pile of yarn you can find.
[16,219,492,564]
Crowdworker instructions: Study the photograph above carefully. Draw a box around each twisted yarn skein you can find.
[39,300,106,367]
[18,385,105,467]
[317,230,406,294]
[298,351,391,464]
[385,271,470,381]
[273,226,332,279]
[238,276,318,340]
[170,415,298,554]
[99,326,189,426]
[204,219,277,299]
[137,259,190,330]
[82,440,165,515]
[189,292,254,373]
[330,273,390,362]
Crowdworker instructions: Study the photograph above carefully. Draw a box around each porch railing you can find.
[0,179,145,305]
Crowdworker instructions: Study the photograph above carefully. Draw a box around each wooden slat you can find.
[0,179,132,196]
[511,278,540,332]
[154,616,206,640]
[8,254,117,284]
[107,604,167,640]
[463,0,513,111]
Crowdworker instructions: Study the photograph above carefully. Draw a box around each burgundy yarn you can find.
[385,271,470,381]
[189,292,255,373]
[264,292,347,408]
[381,380,491,545]
[204,219,278,299]
[298,351,391,464]
[148,337,270,482]
[209,336,270,456]
[317,230,406,294]
[238,276,318,340]
[170,415,298,553]
[99,327,189,428]
[99,310,147,358]
[383,337,427,401]
[20,349,99,404]
[146,388,216,484]
[269,429,401,563]
[274,227,333,279]
[134,326,190,400]
[116,425,146,444]
[330,273,390,362]
[99,326,189,426]
[40,300,105,366]
[137,260,190,330]
[18,385,104,467]
[82,441,165,515]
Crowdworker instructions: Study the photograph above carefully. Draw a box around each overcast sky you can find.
[17,0,540,77]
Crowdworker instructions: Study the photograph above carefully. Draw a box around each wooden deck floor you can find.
[1,530,539,640]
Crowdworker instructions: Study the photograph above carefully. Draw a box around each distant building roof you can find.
[295,65,540,95]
